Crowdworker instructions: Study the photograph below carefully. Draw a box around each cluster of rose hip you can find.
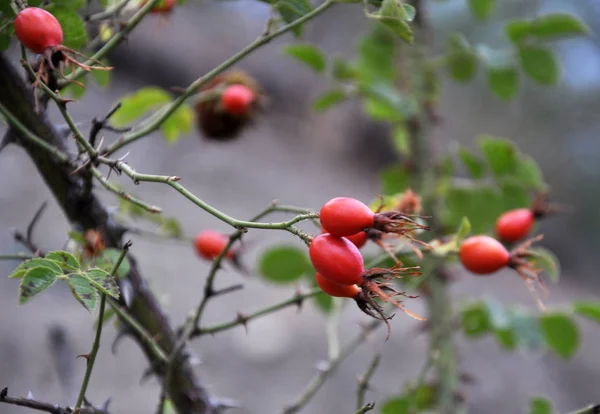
[458,194,558,310]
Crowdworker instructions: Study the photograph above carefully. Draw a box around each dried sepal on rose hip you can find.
[193,70,264,141]
[82,229,106,258]
[193,229,247,273]
[459,234,549,310]
[14,7,112,102]
[309,233,423,339]
[496,194,563,243]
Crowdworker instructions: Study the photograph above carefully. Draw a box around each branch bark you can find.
[0,52,214,414]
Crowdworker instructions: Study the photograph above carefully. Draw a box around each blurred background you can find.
[1,0,600,413]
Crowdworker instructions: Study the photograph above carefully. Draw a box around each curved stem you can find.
[74,244,131,410]
[103,0,336,156]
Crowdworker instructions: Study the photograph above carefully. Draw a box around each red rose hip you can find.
[496,208,535,242]
[14,7,64,54]
[459,235,510,275]
[309,234,364,286]
[315,272,361,298]
[194,230,235,260]
[220,84,255,116]
[319,197,375,238]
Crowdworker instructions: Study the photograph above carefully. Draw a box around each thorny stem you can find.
[88,0,132,22]
[0,253,34,260]
[193,289,321,337]
[105,297,168,363]
[281,320,382,414]
[406,1,462,412]
[109,160,318,238]
[103,0,336,156]
[74,243,131,411]
[354,403,376,414]
[356,353,381,410]
[90,167,163,213]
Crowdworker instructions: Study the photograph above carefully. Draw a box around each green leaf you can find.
[258,246,312,284]
[461,302,490,338]
[458,145,485,178]
[519,46,560,86]
[526,247,560,283]
[506,20,533,44]
[312,291,334,314]
[498,179,530,210]
[487,66,519,101]
[456,216,471,240]
[402,4,416,22]
[479,136,518,177]
[468,0,495,20]
[381,397,410,414]
[0,32,11,51]
[19,267,58,304]
[161,103,193,143]
[511,312,545,352]
[392,124,409,155]
[52,0,86,7]
[573,302,600,323]
[531,13,589,39]
[379,165,410,195]
[94,248,131,279]
[444,185,503,234]
[68,231,86,245]
[282,44,327,72]
[111,87,172,127]
[9,258,63,279]
[313,89,346,112]
[356,25,397,83]
[495,328,517,350]
[515,155,545,191]
[159,218,182,238]
[446,33,477,83]
[45,6,88,50]
[360,82,414,121]
[91,59,111,87]
[528,397,554,414]
[85,268,120,299]
[275,0,313,38]
[366,0,414,43]
[540,313,580,359]
[46,250,80,271]
[331,57,355,81]
[68,273,98,312]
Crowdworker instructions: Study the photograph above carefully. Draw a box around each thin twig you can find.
[0,387,111,414]
[91,167,162,213]
[106,297,168,363]
[281,320,382,414]
[568,405,600,414]
[0,253,34,260]
[356,353,381,410]
[193,289,321,337]
[102,0,336,156]
[74,242,132,410]
[354,402,376,414]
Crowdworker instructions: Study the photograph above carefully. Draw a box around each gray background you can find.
[1,1,600,413]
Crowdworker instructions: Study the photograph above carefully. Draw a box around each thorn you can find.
[236,312,249,334]
[100,397,112,411]
[111,326,131,355]
[139,364,157,385]
[76,353,90,361]
[0,387,7,399]
[121,278,135,308]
